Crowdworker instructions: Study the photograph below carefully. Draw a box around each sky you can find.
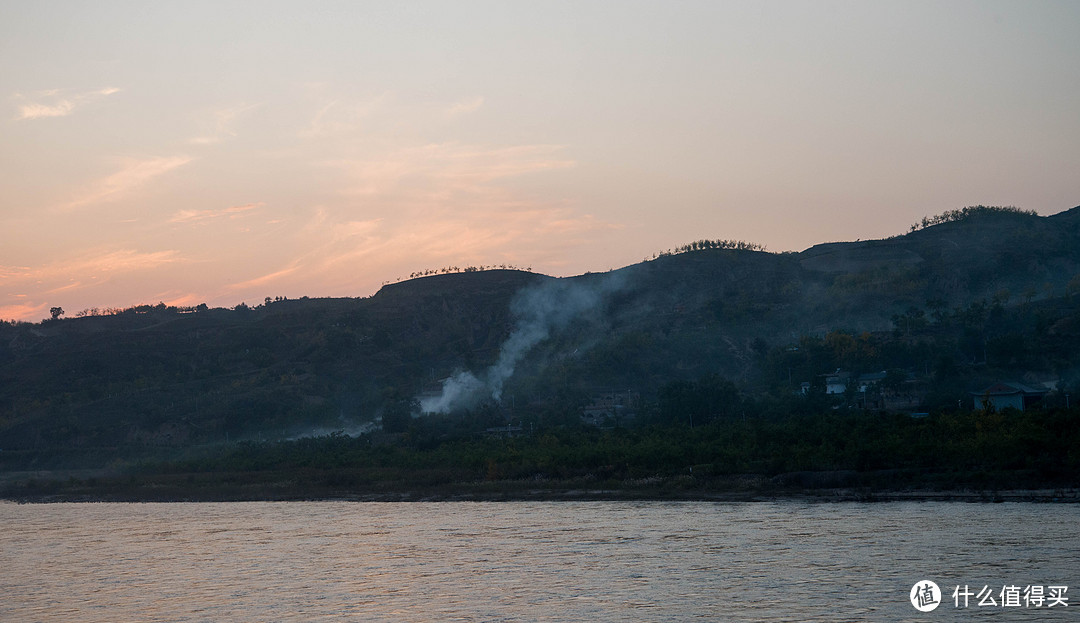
[2,1,1079,322]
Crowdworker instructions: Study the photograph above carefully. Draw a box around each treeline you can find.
[909,205,1037,232]
[66,296,309,319]
[391,264,535,284]
[649,239,768,260]
[126,406,1080,494]
[70,301,211,318]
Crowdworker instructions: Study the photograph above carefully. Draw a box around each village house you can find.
[971,382,1048,412]
[800,368,927,412]
[581,390,639,426]
[797,369,850,395]
[856,371,888,393]
[825,369,849,395]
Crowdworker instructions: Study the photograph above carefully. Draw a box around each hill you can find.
[3,205,1080,473]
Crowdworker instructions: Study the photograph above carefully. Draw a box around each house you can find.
[971,382,1048,412]
[825,369,849,395]
[581,400,615,426]
[797,370,854,396]
[882,372,926,412]
[799,368,927,411]
[856,371,888,393]
[581,390,638,426]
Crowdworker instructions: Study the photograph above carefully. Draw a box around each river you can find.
[2,500,1076,621]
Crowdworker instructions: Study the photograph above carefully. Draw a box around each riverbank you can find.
[6,409,1078,505]
[3,468,1077,504]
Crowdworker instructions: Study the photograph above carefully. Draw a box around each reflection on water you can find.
[1,501,1076,621]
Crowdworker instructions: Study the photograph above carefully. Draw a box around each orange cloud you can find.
[0,301,48,322]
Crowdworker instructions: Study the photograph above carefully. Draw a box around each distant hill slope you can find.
[800,205,1080,303]
[597,205,1080,340]
[2,205,1079,461]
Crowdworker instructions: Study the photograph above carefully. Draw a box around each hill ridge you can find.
[3,204,1080,462]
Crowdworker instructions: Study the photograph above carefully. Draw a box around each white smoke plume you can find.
[420,274,624,414]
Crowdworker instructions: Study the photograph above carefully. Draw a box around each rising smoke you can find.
[419,273,625,414]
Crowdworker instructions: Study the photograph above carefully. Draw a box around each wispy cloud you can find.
[188,102,261,145]
[208,142,597,297]
[226,261,304,292]
[0,249,184,321]
[65,156,192,209]
[224,216,383,293]
[447,96,484,116]
[267,142,583,281]
[48,249,180,280]
[219,198,615,301]
[14,87,121,120]
[170,202,262,225]
[0,265,32,281]
[299,93,391,138]
[160,292,207,308]
[329,142,576,201]
[0,250,180,288]
[0,301,48,322]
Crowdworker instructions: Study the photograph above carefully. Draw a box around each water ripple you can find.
[1,500,1077,621]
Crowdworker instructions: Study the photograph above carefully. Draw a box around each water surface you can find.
[2,501,1076,621]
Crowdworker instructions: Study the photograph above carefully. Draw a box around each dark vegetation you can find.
[3,205,1080,500]
[6,407,1076,502]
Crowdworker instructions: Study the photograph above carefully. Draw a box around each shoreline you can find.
[4,483,1078,505]
[4,466,1077,504]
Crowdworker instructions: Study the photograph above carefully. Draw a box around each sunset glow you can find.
[2,1,1078,321]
